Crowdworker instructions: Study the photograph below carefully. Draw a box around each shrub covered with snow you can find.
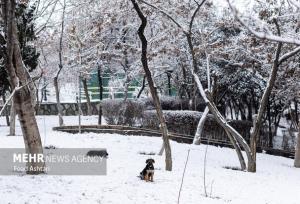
[139,96,205,111]
[143,110,252,140]
[143,110,205,135]
[102,99,144,126]
[102,97,204,127]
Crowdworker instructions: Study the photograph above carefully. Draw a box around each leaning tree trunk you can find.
[194,54,211,145]
[294,121,300,167]
[82,78,92,116]
[130,0,172,171]
[190,68,254,171]
[193,107,209,145]
[3,0,44,174]
[137,75,146,98]
[249,42,282,172]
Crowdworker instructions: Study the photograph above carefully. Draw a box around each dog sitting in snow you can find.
[140,159,155,182]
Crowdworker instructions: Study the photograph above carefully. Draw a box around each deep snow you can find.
[0,116,299,204]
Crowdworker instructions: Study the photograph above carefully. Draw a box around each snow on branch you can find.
[0,80,32,116]
[189,0,206,33]
[278,46,300,65]
[289,0,300,9]
[227,0,300,46]
[139,0,188,34]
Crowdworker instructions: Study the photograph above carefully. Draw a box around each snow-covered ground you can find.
[0,116,299,204]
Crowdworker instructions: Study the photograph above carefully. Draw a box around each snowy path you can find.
[0,116,299,204]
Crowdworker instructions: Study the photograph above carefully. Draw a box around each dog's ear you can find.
[146,159,150,164]
[152,159,155,163]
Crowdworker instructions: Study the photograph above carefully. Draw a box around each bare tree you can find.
[194,53,211,145]
[53,0,66,126]
[1,0,44,174]
[141,0,248,171]
[130,0,172,171]
[228,0,300,172]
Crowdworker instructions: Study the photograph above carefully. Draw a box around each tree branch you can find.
[227,0,300,46]
[139,0,188,34]
[189,0,206,33]
[278,46,300,65]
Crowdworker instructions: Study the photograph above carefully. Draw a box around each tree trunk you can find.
[54,0,66,127]
[224,129,246,170]
[130,0,172,171]
[123,75,130,102]
[97,64,103,125]
[249,42,282,172]
[191,69,254,171]
[247,99,253,121]
[294,120,300,167]
[8,98,16,136]
[204,90,253,171]
[82,78,92,116]
[3,0,44,174]
[54,76,64,126]
[193,107,209,145]
[137,75,146,98]
[295,99,298,128]
[194,53,211,145]
[267,99,273,148]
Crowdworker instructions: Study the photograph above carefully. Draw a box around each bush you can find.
[102,97,208,131]
[143,96,206,111]
[143,110,252,140]
[139,96,193,110]
[102,99,122,125]
[143,110,204,135]
[102,99,144,126]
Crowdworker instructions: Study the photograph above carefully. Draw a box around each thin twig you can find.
[203,142,209,197]
[177,149,190,204]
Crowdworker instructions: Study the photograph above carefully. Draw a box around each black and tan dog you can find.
[140,159,155,182]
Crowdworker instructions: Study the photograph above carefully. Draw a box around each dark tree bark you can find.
[97,63,103,124]
[130,0,172,171]
[82,78,92,116]
[137,75,146,98]
[2,0,44,174]
[247,97,253,121]
[295,99,298,127]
